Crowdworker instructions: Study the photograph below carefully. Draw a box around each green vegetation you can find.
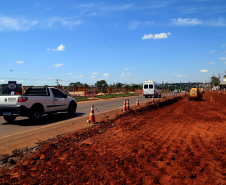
[74,93,139,102]
[96,93,139,99]
[74,96,89,102]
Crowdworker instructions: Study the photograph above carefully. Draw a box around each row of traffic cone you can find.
[123,99,131,112]
[89,95,165,123]
[89,98,138,123]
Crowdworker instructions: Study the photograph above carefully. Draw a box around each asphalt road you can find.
[0,93,172,139]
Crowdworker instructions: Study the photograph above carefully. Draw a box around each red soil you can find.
[0,92,225,184]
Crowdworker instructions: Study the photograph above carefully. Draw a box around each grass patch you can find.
[74,93,139,102]
[74,96,89,102]
[96,93,139,99]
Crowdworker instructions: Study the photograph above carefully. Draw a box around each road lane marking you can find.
[0,107,122,140]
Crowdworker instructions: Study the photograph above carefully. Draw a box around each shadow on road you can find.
[1,112,85,126]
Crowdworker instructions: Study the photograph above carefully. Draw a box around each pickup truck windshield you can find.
[24,87,49,96]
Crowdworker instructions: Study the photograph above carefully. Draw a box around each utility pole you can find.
[218,73,221,88]
[56,79,59,87]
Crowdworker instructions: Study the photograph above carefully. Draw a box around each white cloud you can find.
[209,18,226,27]
[0,79,4,82]
[0,16,38,31]
[77,75,83,78]
[16,61,24,64]
[121,73,131,77]
[177,75,182,77]
[101,4,133,11]
[0,16,82,32]
[66,73,72,75]
[210,50,216,54]
[53,44,65,51]
[129,21,140,30]
[47,18,82,29]
[88,12,96,16]
[92,72,99,75]
[53,63,63,67]
[90,76,96,79]
[103,73,110,78]
[142,32,171,40]
[225,62,226,64]
[208,62,215,64]
[129,21,154,30]
[120,73,126,77]
[219,57,226,60]
[200,69,208,73]
[125,67,128,70]
[46,48,50,51]
[172,17,202,26]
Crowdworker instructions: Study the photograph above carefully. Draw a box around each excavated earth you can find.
[0,92,225,184]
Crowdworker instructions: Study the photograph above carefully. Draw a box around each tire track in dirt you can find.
[0,92,225,184]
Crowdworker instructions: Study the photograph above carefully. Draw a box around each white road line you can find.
[0,107,123,140]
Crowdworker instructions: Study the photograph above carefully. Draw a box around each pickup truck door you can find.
[51,88,69,111]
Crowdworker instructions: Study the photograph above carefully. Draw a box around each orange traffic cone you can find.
[126,99,130,111]
[161,94,164,100]
[168,94,169,99]
[152,95,154,102]
[123,99,126,112]
[89,104,95,123]
[210,96,213,101]
[136,98,140,107]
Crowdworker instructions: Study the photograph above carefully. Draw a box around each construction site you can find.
[0,91,225,184]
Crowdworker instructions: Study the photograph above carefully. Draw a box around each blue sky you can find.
[0,0,226,86]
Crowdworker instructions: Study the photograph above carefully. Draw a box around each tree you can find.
[95,80,108,87]
[211,76,220,86]
[130,84,142,90]
[69,82,84,87]
[116,82,123,88]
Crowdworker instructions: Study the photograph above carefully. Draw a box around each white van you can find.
[143,80,161,98]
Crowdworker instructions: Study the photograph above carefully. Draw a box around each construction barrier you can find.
[123,100,126,112]
[136,98,140,107]
[89,104,95,123]
[126,99,130,111]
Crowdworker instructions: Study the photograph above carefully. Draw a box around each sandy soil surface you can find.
[0,92,225,184]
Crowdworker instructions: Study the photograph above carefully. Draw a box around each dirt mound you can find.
[0,92,225,184]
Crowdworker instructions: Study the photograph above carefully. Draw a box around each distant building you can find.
[220,76,226,90]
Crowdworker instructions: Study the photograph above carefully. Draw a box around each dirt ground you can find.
[0,92,225,184]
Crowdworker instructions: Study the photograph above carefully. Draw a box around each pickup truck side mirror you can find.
[64,94,68,98]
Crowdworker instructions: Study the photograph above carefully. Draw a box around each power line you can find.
[0,77,75,85]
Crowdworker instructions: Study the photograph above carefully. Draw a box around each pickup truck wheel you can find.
[4,116,16,123]
[29,109,42,122]
[68,103,76,116]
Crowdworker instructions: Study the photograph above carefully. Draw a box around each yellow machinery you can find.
[199,87,204,94]
[188,87,202,101]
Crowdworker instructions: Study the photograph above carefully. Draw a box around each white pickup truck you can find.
[0,86,77,123]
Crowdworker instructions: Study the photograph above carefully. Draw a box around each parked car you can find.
[174,89,179,94]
